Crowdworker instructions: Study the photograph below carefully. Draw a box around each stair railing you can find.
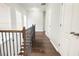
[0,29,22,56]
[0,25,35,56]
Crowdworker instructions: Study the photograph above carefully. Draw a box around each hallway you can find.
[1,3,79,56]
[31,32,60,56]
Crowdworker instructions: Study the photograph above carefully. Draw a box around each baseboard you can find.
[49,39,59,51]
[49,39,62,55]
[45,34,61,56]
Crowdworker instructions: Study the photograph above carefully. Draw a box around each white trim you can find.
[49,39,59,51]
[45,33,63,55]
[49,38,63,56]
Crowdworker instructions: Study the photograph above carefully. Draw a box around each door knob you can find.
[70,32,79,36]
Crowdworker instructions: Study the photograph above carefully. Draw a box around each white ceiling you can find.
[18,3,47,11]
[18,3,45,7]
[5,3,47,11]
[21,3,41,7]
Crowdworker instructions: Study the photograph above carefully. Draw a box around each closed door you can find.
[68,3,79,56]
[59,3,73,56]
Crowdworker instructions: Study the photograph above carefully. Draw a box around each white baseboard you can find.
[45,33,62,55]
[49,39,59,51]
[49,39,63,56]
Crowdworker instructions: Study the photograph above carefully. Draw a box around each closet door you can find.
[72,4,79,33]
[60,3,79,56]
[59,3,73,56]
[69,3,79,56]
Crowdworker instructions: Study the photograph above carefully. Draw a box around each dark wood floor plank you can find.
[31,32,60,56]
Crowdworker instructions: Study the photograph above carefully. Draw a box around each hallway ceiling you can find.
[19,3,46,7]
[18,3,47,11]
[5,3,47,11]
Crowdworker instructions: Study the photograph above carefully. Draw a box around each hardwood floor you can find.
[31,32,61,56]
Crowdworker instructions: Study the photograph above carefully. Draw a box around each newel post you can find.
[22,27,26,56]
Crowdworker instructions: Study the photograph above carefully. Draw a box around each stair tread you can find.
[18,51,28,56]
[21,44,31,46]
[20,48,28,51]
[22,42,31,43]
[20,47,32,51]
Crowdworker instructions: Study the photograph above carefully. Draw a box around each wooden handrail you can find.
[0,30,22,32]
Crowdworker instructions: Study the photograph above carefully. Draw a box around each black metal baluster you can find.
[1,32,5,56]
[19,33,21,48]
[16,32,18,55]
[9,32,12,56]
[12,32,15,56]
[5,32,8,56]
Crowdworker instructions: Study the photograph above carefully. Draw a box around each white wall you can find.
[27,7,44,31]
[16,10,23,30]
[45,3,61,52]
[6,3,27,29]
[45,3,79,56]
[4,4,44,31]
[14,4,27,29]
[0,4,11,30]
[45,3,75,56]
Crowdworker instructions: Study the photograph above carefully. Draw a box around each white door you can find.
[59,3,79,56]
[59,3,73,56]
[68,3,79,56]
